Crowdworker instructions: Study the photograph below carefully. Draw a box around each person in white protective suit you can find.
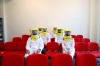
[25,28,44,57]
[62,30,75,59]
[55,28,64,45]
[40,28,51,45]
[52,27,57,38]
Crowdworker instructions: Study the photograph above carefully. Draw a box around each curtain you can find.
[89,0,100,46]
[97,0,100,46]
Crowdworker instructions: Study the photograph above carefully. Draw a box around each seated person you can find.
[25,28,44,57]
[52,27,57,38]
[62,30,75,59]
[40,28,51,45]
[55,28,64,45]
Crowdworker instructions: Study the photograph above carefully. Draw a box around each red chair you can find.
[51,38,55,42]
[75,42,87,57]
[4,42,17,51]
[87,42,99,51]
[22,35,30,39]
[76,53,98,66]
[59,44,62,52]
[46,42,60,57]
[0,42,4,51]
[75,42,87,51]
[71,35,76,38]
[77,35,83,41]
[26,54,48,66]
[74,38,80,42]
[51,54,73,66]
[1,53,24,66]
[87,42,100,58]
[22,35,30,42]
[2,42,17,56]
[82,38,90,44]
[16,41,26,55]
[17,41,26,51]
[12,37,21,43]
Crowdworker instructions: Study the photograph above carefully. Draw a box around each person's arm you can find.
[35,38,44,54]
[26,38,31,54]
[62,41,67,52]
[54,36,57,42]
[72,39,75,47]
[39,38,44,52]
[69,39,75,55]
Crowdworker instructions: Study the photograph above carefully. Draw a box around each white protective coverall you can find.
[25,37,44,57]
[62,30,75,59]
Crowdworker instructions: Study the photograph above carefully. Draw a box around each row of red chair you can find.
[0,41,61,57]
[1,53,98,66]
[0,41,99,58]
[0,41,26,56]
[12,35,30,43]
[75,42,100,58]
[75,42,99,51]
[74,38,90,43]
[0,42,26,51]
[72,35,83,41]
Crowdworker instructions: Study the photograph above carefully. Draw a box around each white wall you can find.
[0,0,3,17]
[4,0,90,41]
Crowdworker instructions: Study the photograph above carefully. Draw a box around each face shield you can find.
[32,30,38,35]
[39,28,42,31]
[54,27,57,30]
[58,29,62,33]
[65,31,71,36]
[43,28,47,32]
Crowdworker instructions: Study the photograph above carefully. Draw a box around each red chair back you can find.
[4,42,17,51]
[0,42,4,50]
[77,35,83,41]
[51,54,73,66]
[46,42,59,51]
[17,41,26,51]
[51,38,55,42]
[2,53,24,66]
[74,38,80,42]
[75,42,87,51]
[76,53,98,66]
[22,34,30,42]
[87,42,99,51]
[71,35,76,38]
[12,37,21,43]
[82,38,90,44]
[26,54,48,66]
